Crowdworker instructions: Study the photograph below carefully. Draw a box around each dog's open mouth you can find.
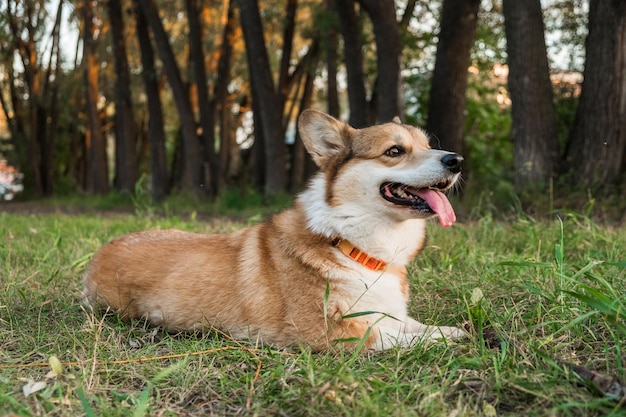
[380,181,456,227]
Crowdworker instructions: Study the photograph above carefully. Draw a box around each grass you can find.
[1,205,625,416]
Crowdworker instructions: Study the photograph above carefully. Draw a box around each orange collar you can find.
[332,238,402,274]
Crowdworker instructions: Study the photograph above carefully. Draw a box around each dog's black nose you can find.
[441,153,464,173]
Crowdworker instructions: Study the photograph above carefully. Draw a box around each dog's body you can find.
[83,110,466,351]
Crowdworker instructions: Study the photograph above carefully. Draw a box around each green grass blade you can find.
[496,261,553,268]
[341,311,381,319]
[76,386,96,417]
[324,279,330,329]
[132,386,151,417]
[564,290,626,333]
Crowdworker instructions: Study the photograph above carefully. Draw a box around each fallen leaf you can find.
[22,379,47,397]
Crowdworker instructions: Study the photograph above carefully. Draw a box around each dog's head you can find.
[298,109,463,228]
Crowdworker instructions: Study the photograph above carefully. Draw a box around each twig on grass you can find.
[477,326,626,407]
[559,360,626,405]
[0,326,266,409]
[0,345,251,370]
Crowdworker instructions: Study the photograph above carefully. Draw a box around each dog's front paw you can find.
[431,325,468,340]
[405,318,469,341]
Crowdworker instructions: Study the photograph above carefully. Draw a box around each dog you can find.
[82,109,466,351]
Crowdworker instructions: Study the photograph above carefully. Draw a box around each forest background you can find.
[0,0,625,219]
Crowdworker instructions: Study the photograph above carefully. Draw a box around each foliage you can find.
[463,68,514,198]
[1,0,622,208]
[1,208,625,415]
[403,71,432,126]
[473,0,507,68]
[553,82,580,152]
[543,0,588,71]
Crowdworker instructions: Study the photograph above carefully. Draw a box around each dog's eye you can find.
[384,146,405,157]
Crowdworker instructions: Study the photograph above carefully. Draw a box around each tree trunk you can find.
[83,0,109,195]
[282,39,319,124]
[277,0,298,118]
[427,0,479,157]
[108,0,138,194]
[503,0,558,190]
[290,71,316,192]
[336,0,368,127]
[137,0,203,195]
[236,0,287,196]
[133,0,169,201]
[325,0,340,118]
[186,0,218,197]
[251,104,266,192]
[40,0,63,196]
[6,0,44,195]
[358,0,402,122]
[399,0,418,33]
[564,0,626,186]
[215,0,236,191]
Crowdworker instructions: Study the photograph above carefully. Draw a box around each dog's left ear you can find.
[298,110,352,169]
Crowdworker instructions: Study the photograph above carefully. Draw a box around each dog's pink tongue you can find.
[415,189,456,227]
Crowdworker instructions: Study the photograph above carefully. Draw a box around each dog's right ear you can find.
[298,110,352,169]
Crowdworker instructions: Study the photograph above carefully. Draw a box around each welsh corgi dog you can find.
[83,109,466,351]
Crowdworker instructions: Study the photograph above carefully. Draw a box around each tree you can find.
[358,0,402,122]
[2,0,622,205]
[503,0,559,190]
[333,0,403,124]
[136,0,203,195]
[290,66,317,192]
[564,0,626,186]
[324,0,340,118]
[335,0,368,127]
[186,0,218,197]
[236,0,287,196]
[4,0,63,196]
[108,0,138,194]
[213,0,238,191]
[82,0,109,194]
[399,0,418,34]
[277,0,299,121]
[426,0,480,157]
[133,0,169,201]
